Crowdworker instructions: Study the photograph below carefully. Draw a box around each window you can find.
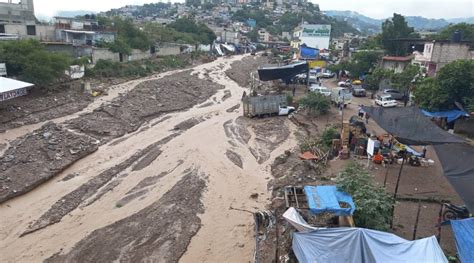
[0,25,5,34]
[26,25,36,36]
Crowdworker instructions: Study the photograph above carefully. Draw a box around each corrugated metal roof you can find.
[0,77,34,93]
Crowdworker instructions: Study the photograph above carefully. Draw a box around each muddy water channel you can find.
[0,55,298,262]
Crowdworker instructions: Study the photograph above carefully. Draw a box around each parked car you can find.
[382,89,405,100]
[352,80,362,85]
[338,80,351,87]
[309,85,331,97]
[352,86,366,97]
[321,71,335,78]
[375,95,397,107]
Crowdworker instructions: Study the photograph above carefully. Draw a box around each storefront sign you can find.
[0,88,27,102]
[302,25,331,37]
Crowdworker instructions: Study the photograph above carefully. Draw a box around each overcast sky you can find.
[29,0,474,20]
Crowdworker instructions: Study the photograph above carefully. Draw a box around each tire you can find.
[443,210,457,221]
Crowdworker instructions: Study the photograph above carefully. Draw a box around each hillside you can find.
[325,10,474,35]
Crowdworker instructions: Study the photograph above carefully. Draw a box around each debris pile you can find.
[0,122,98,203]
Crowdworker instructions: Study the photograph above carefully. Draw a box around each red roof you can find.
[299,151,318,160]
[382,56,413,62]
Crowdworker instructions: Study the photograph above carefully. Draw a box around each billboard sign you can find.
[302,25,331,37]
[0,63,6,76]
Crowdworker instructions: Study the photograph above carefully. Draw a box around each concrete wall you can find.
[124,49,153,62]
[431,42,471,73]
[92,48,119,64]
[381,60,409,73]
[3,23,54,40]
[0,0,35,23]
[157,45,181,56]
[300,36,330,50]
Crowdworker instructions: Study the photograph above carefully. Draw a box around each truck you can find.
[331,87,352,107]
[242,94,295,117]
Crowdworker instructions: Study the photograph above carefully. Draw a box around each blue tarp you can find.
[451,218,474,263]
[293,228,448,263]
[304,185,355,216]
[421,109,469,123]
[300,46,319,59]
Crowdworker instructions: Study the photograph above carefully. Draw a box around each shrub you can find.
[321,127,338,148]
[336,162,394,231]
[0,39,70,86]
[298,92,330,115]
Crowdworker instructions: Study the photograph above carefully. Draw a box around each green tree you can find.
[336,162,394,231]
[433,23,474,43]
[413,60,474,111]
[112,17,152,51]
[168,18,216,45]
[391,64,421,97]
[0,39,70,86]
[381,13,416,56]
[349,51,381,78]
[298,92,330,115]
[365,68,394,98]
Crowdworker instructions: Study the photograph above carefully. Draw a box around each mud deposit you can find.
[46,170,206,263]
[0,123,98,203]
[22,134,179,236]
[67,71,222,143]
[226,150,243,168]
[225,56,268,87]
[248,117,290,164]
[0,82,93,131]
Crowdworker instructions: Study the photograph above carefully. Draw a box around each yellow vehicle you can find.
[352,80,362,85]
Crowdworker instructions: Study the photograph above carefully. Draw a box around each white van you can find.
[331,87,352,107]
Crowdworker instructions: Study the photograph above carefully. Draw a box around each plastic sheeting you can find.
[282,207,320,232]
[304,186,355,216]
[451,218,474,263]
[421,109,469,123]
[300,46,319,59]
[293,228,448,263]
[362,106,465,145]
[434,143,474,212]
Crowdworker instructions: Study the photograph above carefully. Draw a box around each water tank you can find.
[452,30,461,43]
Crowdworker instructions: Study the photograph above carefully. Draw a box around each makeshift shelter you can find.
[362,106,465,145]
[450,218,474,263]
[304,186,355,216]
[434,143,474,212]
[421,109,469,123]
[283,207,320,232]
[0,77,33,102]
[292,227,448,263]
[257,61,308,82]
[362,106,474,212]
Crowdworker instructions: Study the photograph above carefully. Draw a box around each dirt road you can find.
[0,55,298,262]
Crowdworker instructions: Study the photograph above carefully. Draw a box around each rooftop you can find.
[382,55,413,62]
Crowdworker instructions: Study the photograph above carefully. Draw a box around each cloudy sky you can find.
[26,0,474,20]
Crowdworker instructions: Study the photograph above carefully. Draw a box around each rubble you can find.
[0,123,98,203]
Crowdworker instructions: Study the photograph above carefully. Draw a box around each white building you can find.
[258,28,271,42]
[292,24,331,50]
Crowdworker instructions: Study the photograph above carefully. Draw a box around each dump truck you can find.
[242,94,294,118]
